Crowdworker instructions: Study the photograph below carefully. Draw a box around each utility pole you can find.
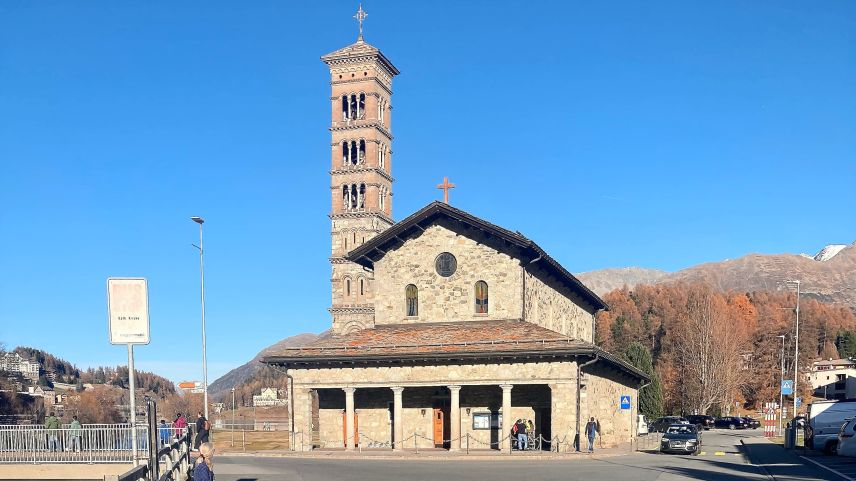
[191,216,209,420]
[789,280,801,418]
[777,334,786,435]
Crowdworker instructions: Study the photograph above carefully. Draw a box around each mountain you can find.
[208,333,319,400]
[576,242,856,310]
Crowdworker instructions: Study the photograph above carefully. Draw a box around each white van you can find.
[638,414,649,435]
[808,400,856,453]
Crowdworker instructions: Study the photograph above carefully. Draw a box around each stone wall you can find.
[523,269,594,342]
[580,364,639,447]
[372,224,524,325]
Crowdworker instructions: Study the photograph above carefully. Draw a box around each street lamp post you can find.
[191,216,209,421]
[777,334,786,435]
[231,387,236,447]
[786,280,801,420]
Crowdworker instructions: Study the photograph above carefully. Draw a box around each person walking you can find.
[174,413,188,440]
[516,419,528,451]
[158,419,170,447]
[194,411,210,450]
[44,412,60,452]
[584,417,598,453]
[69,415,82,452]
[192,442,215,481]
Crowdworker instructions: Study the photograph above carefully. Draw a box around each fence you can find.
[0,424,149,464]
[115,429,192,481]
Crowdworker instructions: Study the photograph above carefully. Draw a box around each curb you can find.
[217,451,631,461]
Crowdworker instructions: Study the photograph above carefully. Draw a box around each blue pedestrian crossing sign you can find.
[781,380,794,395]
[620,395,631,410]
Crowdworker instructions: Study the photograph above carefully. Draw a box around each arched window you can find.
[349,94,358,120]
[358,139,366,164]
[349,141,358,165]
[350,184,358,209]
[342,95,348,121]
[379,186,386,211]
[342,185,350,211]
[359,278,365,297]
[359,184,366,209]
[344,233,348,250]
[475,281,488,314]
[358,93,366,119]
[405,284,418,316]
[342,141,349,166]
[345,278,351,298]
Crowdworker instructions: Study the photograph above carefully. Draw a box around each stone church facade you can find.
[263,24,647,453]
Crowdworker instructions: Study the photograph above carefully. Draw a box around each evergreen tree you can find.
[836,331,856,359]
[624,341,664,418]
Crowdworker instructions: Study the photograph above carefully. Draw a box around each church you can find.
[263,7,647,452]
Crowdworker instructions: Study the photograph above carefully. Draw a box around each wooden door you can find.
[433,408,445,448]
[342,411,359,447]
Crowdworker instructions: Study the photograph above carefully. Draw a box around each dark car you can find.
[660,424,702,454]
[742,417,761,429]
[686,415,715,430]
[714,416,748,430]
[649,416,690,433]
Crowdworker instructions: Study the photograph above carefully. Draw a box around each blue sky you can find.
[1,1,854,383]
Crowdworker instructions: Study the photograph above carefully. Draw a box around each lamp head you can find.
[191,216,205,225]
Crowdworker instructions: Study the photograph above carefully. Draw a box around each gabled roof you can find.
[262,319,648,382]
[321,39,400,76]
[346,201,608,312]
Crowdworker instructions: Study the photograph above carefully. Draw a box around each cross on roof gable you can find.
[346,201,608,312]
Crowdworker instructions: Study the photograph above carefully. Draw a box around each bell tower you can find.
[322,6,399,334]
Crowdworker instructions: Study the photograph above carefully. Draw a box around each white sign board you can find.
[107,278,150,345]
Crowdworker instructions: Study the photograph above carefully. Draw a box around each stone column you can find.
[448,385,462,451]
[391,386,404,450]
[344,387,356,451]
[291,388,312,452]
[500,384,513,453]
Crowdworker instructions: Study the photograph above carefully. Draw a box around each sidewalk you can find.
[741,437,849,481]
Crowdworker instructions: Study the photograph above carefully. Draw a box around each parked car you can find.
[714,416,747,430]
[837,418,856,457]
[660,424,701,455]
[742,417,761,429]
[808,400,856,453]
[649,416,690,433]
[638,414,649,435]
[685,415,715,430]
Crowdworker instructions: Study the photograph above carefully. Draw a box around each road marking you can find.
[800,455,856,481]
[714,451,726,456]
[699,451,707,455]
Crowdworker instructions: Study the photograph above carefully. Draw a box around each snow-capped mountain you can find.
[814,244,848,262]
[576,241,856,310]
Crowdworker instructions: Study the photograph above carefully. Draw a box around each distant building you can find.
[253,387,286,407]
[811,358,856,400]
[0,352,40,382]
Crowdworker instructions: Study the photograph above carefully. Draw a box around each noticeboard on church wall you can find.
[472,412,502,430]
[107,278,150,345]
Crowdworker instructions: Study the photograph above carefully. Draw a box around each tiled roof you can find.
[321,39,400,75]
[346,201,608,312]
[261,320,648,381]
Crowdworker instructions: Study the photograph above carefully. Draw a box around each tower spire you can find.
[354,4,368,42]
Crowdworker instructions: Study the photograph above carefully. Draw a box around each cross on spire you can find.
[437,176,456,204]
[354,4,368,42]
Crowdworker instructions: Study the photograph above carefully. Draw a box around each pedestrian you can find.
[516,419,528,451]
[192,442,215,481]
[511,418,519,450]
[174,413,188,440]
[194,411,210,450]
[584,417,598,453]
[44,411,60,452]
[526,419,535,445]
[69,415,82,452]
[158,419,170,447]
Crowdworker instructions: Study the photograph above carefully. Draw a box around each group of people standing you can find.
[43,412,82,452]
[509,417,602,453]
[157,411,210,450]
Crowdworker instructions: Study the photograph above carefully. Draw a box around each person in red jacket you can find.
[173,413,188,440]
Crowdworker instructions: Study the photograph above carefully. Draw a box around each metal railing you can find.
[117,430,192,481]
[0,424,148,464]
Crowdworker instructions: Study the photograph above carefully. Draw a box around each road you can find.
[214,430,771,481]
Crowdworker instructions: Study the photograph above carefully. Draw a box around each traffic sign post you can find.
[107,278,150,467]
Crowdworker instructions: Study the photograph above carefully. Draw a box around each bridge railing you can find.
[0,424,148,464]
